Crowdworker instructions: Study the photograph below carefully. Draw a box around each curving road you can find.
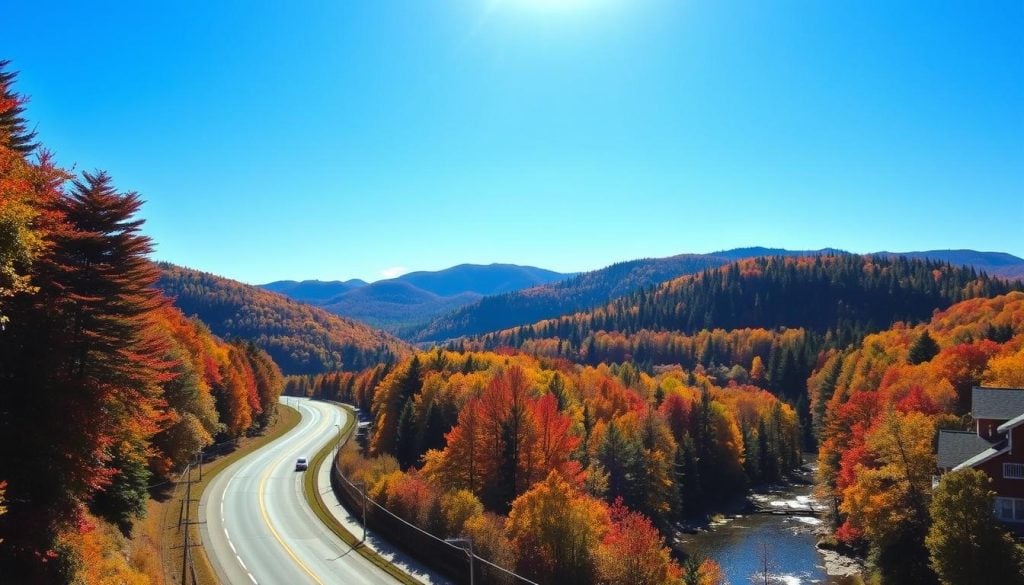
[201,398,400,585]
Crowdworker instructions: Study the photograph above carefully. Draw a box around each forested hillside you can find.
[0,62,285,582]
[409,254,731,341]
[877,249,1024,280]
[412,251,1024,344]
[812,292,1024,583]
[475,255,1022,358]
[158,263,409,374]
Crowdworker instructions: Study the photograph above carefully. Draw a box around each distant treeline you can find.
[474,255,1020,354]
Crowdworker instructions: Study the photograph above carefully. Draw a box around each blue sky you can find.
[4,1,1022,283]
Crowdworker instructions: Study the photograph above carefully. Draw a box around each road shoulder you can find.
[304,403,451,585]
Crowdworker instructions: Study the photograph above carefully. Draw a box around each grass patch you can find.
[302,404,421,585]
[130,404,301,585]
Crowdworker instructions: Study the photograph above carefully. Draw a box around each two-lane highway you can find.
[201,398,400,585]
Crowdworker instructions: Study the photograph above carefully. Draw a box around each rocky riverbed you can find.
[676,462,864,584]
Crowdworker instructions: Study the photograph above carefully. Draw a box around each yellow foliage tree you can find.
[983,347,1024,387]
[505,470,610,585]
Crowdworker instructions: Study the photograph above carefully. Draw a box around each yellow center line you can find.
[257,403,331,585]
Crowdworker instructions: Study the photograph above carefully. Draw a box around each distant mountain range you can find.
[261,278,368,303]
[473,254,1023,370]
[405,254,730,342]
[874,250,1024,280]
[260,263,569,332]
[404,248,1024,342]
[257,248,1024,344]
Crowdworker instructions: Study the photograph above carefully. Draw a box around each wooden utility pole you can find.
[177,463,203,585]
[181,464,192,584]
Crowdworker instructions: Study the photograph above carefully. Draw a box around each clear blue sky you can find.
[4,1,1022,284]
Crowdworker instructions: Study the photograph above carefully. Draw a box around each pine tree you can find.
[675,433,701,516]
[0,61,37,154]
[548,373,568,411]
[908,330,940,365]
[401,355,422,399]
[418,400,447,455]
[597,422,642,510]
[0,171,166,579]
[395,400,418,469]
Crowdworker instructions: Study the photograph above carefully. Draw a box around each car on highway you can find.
[295,456,308,471]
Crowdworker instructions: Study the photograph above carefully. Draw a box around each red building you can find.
[936,387,1024,524]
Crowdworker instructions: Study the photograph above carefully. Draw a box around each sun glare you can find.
[512,0,599,14]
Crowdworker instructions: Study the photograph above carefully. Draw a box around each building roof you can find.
[998,411,1024,433]
[971,387,1024,420]
[937,430,995,469]
[953,444,1009,472]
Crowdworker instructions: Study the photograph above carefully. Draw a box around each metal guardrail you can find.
[329,405,538,585]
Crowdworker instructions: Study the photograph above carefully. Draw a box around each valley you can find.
[2,3,1022,584]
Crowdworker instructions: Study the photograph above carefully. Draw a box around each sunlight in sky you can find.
[380,266,409,279]
[513,0,596,13]
[489,0,614,16]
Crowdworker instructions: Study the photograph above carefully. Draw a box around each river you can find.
[676,466,861,585]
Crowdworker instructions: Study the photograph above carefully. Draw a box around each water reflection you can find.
[677,483,856,585]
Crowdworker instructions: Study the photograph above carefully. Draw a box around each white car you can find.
[295,456,309,471]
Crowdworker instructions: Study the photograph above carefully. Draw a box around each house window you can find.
[1005,463,1024,480]
[995,497,1024,523]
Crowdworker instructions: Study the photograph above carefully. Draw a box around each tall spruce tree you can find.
[0,61,37,154]
[908,330,940,365]
[0,171,166,580]
[395,400,418,469]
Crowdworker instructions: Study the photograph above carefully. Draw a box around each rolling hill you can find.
[261,278,367,302]
[394,263,568,296]
[263,263,570,333]
[156,263,409,374]
[405,254,731,342]
[472,254,1024,362]
[875,249,1024,280]
[407,248,1024,343]
[320,280,480,330]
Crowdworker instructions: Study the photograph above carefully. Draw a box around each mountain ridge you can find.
[471,254,1024,363]
[156,263,410,374]
[260,263,571,333]
[261,278,369,302]
[406,248,1024,342]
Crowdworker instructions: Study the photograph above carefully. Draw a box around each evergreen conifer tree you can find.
[0,61,37,154]
[908,330,940,365]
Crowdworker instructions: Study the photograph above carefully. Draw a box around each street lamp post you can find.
[444,537,474,585]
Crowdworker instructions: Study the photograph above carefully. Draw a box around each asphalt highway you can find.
[201,398,400,585]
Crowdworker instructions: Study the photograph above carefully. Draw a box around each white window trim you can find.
[1004,462,1024,480]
